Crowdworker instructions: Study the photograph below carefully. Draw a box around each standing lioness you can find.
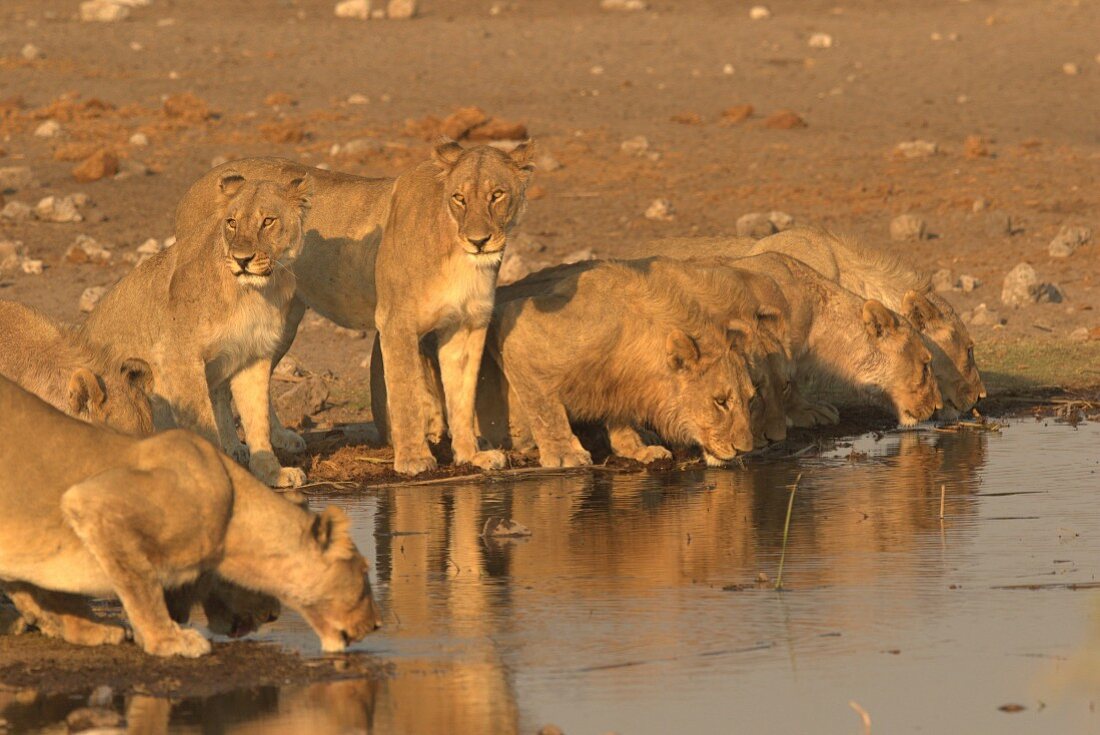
[83,176,312,488]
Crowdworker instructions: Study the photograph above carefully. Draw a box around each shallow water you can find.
[9,419,1100,733]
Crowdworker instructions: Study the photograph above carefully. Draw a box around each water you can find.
[7,419,1100,733]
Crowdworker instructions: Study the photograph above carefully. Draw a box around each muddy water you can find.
[9,420,1100,734]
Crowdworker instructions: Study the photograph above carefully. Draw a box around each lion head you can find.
[902,290,986,416]
[287,506,381,652]
[861,300,943,426]
[665,323,756,465]
[431,139,535,263]
[67,357,154,435]
[215,174,312,288]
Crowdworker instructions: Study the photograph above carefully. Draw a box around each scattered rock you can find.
[129,132,149,147]
[0,166,34,192]
[347,93,370,105]
[467,118,528,142]
[263,92,296,107]
[79,286,107,313]
[275,375,330,427]
[21,259,43,275]
[670,111,703,125]
[720,104,753,124]
[894,140,938,158]
[163,92,214,123]
[66,706,122,732]
[972,197,988,212]
[958,275,980,293]
[334,0,371,18]
[0,240,25,272]
[931,268,954,292]
[749,6,770,20]
[1048,225,1091,258]
[66,234,112,265]
[274,354,305,379]
[481,517,532,538]
[72,150,119,183]
[644,198,674,221]
[116,158,149,179]
[808,33,833,49]
[260,121,307,144]
[963,135,989,158]
[80,0,130,22]
[21,43,44,61]
[600,0,647,10]
[889,214,927,242]
[1,201,32,222]
[33,120,61,138]
[968,303,1001,326]
[1062,62,1079,76]
[34,195,82,223]
[1069,326,1090,342]
[386,0,417,19]
[1001,263,1060,307]
[441,106,489,140]
[620,135,650,157]
[340,138,383,157]
[768,210,795,231]
[88,685,114,708]
[736,212,777,238]
[763,110,806,129]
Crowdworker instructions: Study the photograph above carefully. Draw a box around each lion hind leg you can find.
[4,582,127,647]
[438,326,504,470]
[60,469,212,658]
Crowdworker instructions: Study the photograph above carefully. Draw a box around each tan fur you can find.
[0,376,380,657]
[636,228,985,415]
[0,300,154,435]
[173,142,535,475]
[82,177,312,488]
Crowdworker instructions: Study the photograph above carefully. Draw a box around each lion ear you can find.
[218,171,246,199]
[901,289,940,332]
[120,358,154,395]
[666,329,700,372]
[310,506,356,560]
[862,299,899,340]
[68,368,105,416]
[431,138,465,171]
[285,175,312,212]
[508,140,536,174]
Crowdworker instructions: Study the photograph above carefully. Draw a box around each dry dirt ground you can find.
[2,0,1099,461]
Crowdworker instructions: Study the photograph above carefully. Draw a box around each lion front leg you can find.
[4,582,127,647]
[378,321,437,475]
[438,325,505,471]
[59,469,213,658]
[608,424,673,464]
[231,359,305,489]
[211,383,249,464]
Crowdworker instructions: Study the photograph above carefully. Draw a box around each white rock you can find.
[34,120,61,138]
[334,0,370,18]
[341,138,381,156]
[600,0,647,10]
[1062,62,1079,76]
[163,235,176,248]
[347,93,370,105]
[969,303,999,326]
[1,202,32,222]
[20,259,44,275]
[71,192,91,207]
[21,43,44,60]
[931,269,953,292]
[129,132,149,147]
[958,275,980,293]
[137,237,161,254]
[34,195,82,224]
[1048,225,1091,258]
[0,240,24,272]
[736,212,777,239]
[79,286,107,313]
[562,247,595,264]
[620,135,649,156]
[889,214,927,242]
[808,33,833,49]
[386,0,417,19]
[66,234,112,265]
[644,199,674,222]
[1001,263,1038,307]
[1069,326,1091,342]
[80,0,131,22]
[894,140,938,158]
[0,166,34,191]
[749,5,770,20]
[768,210,795,231]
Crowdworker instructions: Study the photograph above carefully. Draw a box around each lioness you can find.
[173,141,535,475]
[491,260,757,467]
[0,300,153,435]
[82,176,312,488]
[0,376,380,657]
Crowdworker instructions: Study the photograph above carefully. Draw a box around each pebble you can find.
[347,93,370,105]
[972,198,988,212]
[34,195,82,223]
[889,214,927,242]
[720,104,754,124]
[620,135,650,157]
[1001,263,1049,307]
[749,5,770,20]
[21,43,44,61]
[87,685,114,708]
[386,0,417,19]
[736,212,777,239]
[136,237,162,254]
[0,166,34,191]
[1062,62,1079,76]
[963,134,989,158]
[80,0,131,22]
[808,33,833,49]
[768,210,795,231]
[968,303,1000,326]
[79,286,107,313]
[0,240,24,272]
[115,158,149,179]
[34,120,61,138]
[72,150,119,183]
[894,140,938,158]
[958,275,980,293]
[562,247,596,264]
[20,259,43,275]
[129,132,149,147]
[600,0,647,10]
[644,199,674,221]
[66,234,112,265]
[334,0,370,19]
[1048,225,1091,258]
[1069,327,1091,343]
[1,201,32,222]
[931,268,954,292]
[763,110,806,129]
[341,138,382,157]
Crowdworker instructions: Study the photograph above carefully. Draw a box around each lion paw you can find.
[271,427,306,454]
[393,453,437,476]
[143,626,211,658]
[624,445,672,464]
[226,442,250,465]
[539,449,592,468]
[249,452,305,488]
[467,449,507,471]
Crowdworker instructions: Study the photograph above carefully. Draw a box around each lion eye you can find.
[262,217,276,228]
[714,396,729,409]
[452,193,466,205]
[225,218,237,228]
[490,190,505,202]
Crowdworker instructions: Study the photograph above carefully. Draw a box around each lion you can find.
[81,175,312,488]
[0,375,381,657]
[0,300,153,435]
[632,228,985,416]
[172,141,536,475]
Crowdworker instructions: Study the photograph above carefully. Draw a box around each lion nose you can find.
[234,254,254,270]
[467,235,491,251]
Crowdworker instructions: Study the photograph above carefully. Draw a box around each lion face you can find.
[432,140,535,264]
[665,326,755,464]
[746,336,792,445]
[68,358,155,435]
[216,174,312,288]
[904,291,986,416]
[862,300,944,426]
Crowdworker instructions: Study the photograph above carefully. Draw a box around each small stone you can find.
[644,198,674,221]
[386,0,417,19]
[275,375,330,427]
[969,303,999,326]
[72,150,119,183]
[971,197,988,213]
[80,0,130,22]
[763,110,806,129]
[720,104,753,124]
[21,43,44,61]
[1069,327,1090,342]
[620,135,650,156]
[163,92,213,123]
[1062,62,1079,76]
[723,64,735,75]
[736,212,777,239]
[1035,282,1063,304]
[88,685,113,708]
[600,0,647,10]
[562,248,595,264]
[334,0,370,19]
[34,195,82,223]
[1001,263,1039,307]
[670,111,703,125]
[20,259,43,275]
[894,140,938,158]
[1048,225,1091,258]
[963,135,989,158]
[768,211,795,231]
[347,93,369,105]
[1,201,32,222]
[341,138,382,156]
[440,106,489,140]
[274,354,305,378]
[137,237,162,254]
[164,235,176,248]
[958,275,980,293]
[889,214,927,242]
[66,234,112,265]
[749,5,770,20]
[129,132,149,147]
[467,118,528,142]
[116,158,149,179]
[79,286,107,313]
[0,166,34,191]
[808,33,833,49]
[931,268,954,292]
[0,240,24,272]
